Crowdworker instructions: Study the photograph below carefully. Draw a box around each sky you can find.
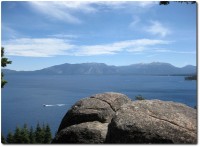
[1,1,197,71]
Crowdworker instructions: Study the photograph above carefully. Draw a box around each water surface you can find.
[2,75,197,136]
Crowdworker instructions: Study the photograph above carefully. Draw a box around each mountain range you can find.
[2,62,196,76]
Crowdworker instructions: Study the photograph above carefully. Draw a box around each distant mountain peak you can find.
[129,62,174,67]
[149,62,172,65]
[182,65,195,68]
[81,62,106,65]
[3,62,196,75]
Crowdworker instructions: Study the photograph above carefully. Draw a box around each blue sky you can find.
[1,1,196,71]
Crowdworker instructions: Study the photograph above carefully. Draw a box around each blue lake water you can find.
[1,75,197,136]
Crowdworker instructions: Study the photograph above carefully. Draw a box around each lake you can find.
[1,75,197,136]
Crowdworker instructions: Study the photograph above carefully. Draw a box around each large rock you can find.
[90,92,132,111]
[53,93,197,144]
[57,92,131,132]
[53,121,108,143]
[54,92,131,143]
[106,100,197,144]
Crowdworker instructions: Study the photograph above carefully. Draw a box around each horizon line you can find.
[3,61,196,72]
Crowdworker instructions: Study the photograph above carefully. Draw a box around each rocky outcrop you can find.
[106,100,197,144]
[52,92,131,143]
[52,93,197,144]
[53,121,108,143]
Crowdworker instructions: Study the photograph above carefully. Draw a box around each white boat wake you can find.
[43,104,68,107]
[56,104,65,106]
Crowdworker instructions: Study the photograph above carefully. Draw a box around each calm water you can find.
[1,75,197,136]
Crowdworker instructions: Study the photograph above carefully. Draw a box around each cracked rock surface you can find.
[53,92,131,143]
[57,92,131,132]
[52,93,197,144]
[53,121,109,143]
[106,100,197,144]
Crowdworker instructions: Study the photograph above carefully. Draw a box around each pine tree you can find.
[41,123,46,143]
[6,132,14,143]
[20,124,30,143]
[13,126,22,143]
[44,124,52,143]
[29,126,36,143]
[1,47,12,88]
[5,123,53,144]
[35,123,43,143]
[1,134,6,144]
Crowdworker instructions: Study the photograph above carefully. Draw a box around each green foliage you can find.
[20,124,30,143]
[3,123,52,144]
[1,47,12,67]
[1,47,12,88]
[159,1,170,5]
[135,95,145,100]
[44,124,52,143]
[1,72,7,88]
[29,127,36,143]
[6,132,14,143]
[160,1,196,5]
[13,126,22,143]
[1,134,6,144]
[35,123,45,143]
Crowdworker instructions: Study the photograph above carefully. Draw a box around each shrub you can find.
[135,95,145,100]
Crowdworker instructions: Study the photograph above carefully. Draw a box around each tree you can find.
[41,123,46,143]
[20,124,30,143]
[29,126,36,143]
[13,126,22,143]
[159,1,170,5]
[6,132,14,143]
[35,123,43,143]
[135,95,145,100]
[1,134,6,144]
[4,123,52,144]
[44,124,52,143]
[160,1,196,5]
[1,47,12,88]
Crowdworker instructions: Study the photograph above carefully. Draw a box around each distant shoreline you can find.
[185,75,197,80]
[2,62,196,76]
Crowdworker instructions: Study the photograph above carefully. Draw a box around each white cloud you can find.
[2,24,23,39]
[2,38,171,57]
[48,34,78,39]
[129,16,140,28]
[28,1,157,24]
[3,38,75,57]
[146,21,171,37]
[74,39,170,56]
[98,1,157,9]
[136,1,158,8]
[28,1,88,24]
[60,1,97,12]
[155,49,196,54]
